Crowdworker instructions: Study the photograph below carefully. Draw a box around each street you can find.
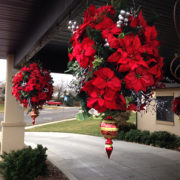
[0,106,80,126]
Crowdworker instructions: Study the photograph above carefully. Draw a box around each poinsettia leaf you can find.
[68,48,72,53]
[118,33,125,39]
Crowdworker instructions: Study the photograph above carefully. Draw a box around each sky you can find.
[0,59,6,82]
[0,59,73,86]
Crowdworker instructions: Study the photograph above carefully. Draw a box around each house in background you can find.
[137,83,180,136]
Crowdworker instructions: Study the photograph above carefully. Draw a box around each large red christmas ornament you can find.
[100,115,118,158]
[30,108,39,125]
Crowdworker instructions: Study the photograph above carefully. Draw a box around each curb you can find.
[25,118,76,129]
[25,141,78,180]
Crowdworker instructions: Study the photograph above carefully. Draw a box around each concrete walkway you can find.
[25,132,180,180]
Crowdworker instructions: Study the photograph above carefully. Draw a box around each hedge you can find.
[117,125,180,149]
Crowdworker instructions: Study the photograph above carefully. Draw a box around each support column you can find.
[1,55,25,154]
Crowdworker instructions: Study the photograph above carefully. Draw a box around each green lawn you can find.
[0,104,4,112]
[26,117,102,137]
[26,112,136,136]
[127,112,136,124]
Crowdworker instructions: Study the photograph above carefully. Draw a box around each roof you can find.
[0,0,179,79]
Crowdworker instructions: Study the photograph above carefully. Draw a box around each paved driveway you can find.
[0,107,79,126]
[25,132,180,180]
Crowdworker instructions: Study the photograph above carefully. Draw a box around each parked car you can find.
[46,100,62,106]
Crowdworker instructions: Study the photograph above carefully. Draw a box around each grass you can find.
[26,117,102,137]
[127,112,136,124]
[26,113,136,136]
[0,104,4,112]
[43,105,62,109]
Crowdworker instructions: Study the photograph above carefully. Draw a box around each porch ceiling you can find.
[0,0,179,79]
[34,0,180,79]
[0,0,82,63]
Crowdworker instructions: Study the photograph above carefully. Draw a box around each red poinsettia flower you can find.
[82,67,123,113]
[96,5,115,17]
[107,35,149,71]
[147,57,163,81]
[105,93,127,111]
[130,10,147,28]
[71,37,96,68]
[86,87,125,113]
[92,67,121,91]
[87,88,113,113]
[84,5,115,23]
[142,26,161,56]
[127,103,145,111]
[94,16,114,31]
[172,97,180,116]
[102,29,121,49]
[84,5,96,23]
[124,67,155,92]
[71,5,115,44]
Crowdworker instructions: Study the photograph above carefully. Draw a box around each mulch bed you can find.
[35,160,69,180]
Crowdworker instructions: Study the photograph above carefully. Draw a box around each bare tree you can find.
[0,81,5,103]
[53,80,66,100]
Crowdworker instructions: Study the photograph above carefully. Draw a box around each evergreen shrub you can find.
[151,131,177,148]
[0,144,48,180]
[117,128,180,149]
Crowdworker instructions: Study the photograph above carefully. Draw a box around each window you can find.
[156,96,174,122]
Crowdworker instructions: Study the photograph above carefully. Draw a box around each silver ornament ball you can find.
[104,43,109,47]
[120,10,126,16]
[117,24,121,28]
[125,11,131,17]
[68,20,72,25]
[117,20,123,25]
[124,18,129,23]
[118,15,124,21]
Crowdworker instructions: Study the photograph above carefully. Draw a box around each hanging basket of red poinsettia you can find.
[67,2,164,158]
[12,62,53,125]
[172,97,180,119]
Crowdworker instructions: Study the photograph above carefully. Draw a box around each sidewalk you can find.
[25,132,180,180]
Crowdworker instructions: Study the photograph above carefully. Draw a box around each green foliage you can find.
[76,111,91,120]
[27,117,102,137]
[118,122,136,133]
[175,137,180,147]
[151,131,177,148]
[140,131,151,145]
[65,61,79,74]
[118,128,180,149]
[117,131,125,140]
[86,26,103,44]
[0,145,48,180]
[64,93,76,106]
[112,0,128,14]
[124,129,142,142]
[93,56,104,69]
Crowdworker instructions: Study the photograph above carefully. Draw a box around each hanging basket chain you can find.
[170,56,180,81]
[173,0,180,39]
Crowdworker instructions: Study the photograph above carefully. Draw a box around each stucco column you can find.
[1,55,25,154]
